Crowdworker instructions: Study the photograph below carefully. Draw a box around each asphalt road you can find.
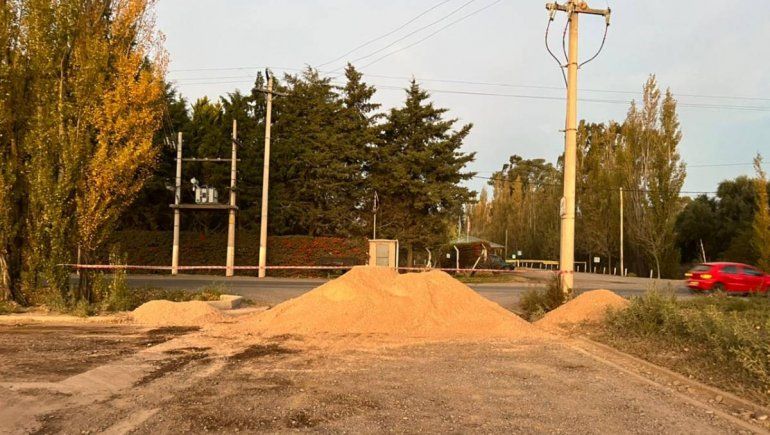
[116,270,688,310]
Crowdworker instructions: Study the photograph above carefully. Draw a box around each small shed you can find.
[443,236,504,269]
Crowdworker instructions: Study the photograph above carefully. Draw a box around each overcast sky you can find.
[157,0,770,196]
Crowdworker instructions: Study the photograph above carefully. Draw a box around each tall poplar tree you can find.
[0,0,166,302]
[753,154,770,272]
[620,76,686,278]
[576,121,623,269]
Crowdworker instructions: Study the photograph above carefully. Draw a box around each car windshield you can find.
[691,264,710,272]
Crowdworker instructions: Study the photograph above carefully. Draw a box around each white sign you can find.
[517,250,523,256]
[593,257,601,263]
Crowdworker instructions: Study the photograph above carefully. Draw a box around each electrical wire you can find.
[545,16,567,88]
[338,0,479,71]
[169,78,770,112]
[579,20,609,69]
[561,11,570,64]
[167,66,770,103]
[472,175,720,195]
[360,0,503,69]
[315,0,454,69]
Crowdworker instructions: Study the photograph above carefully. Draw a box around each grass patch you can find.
[0,300,24,315]
[595,290,770,404]
[518,274,570,321]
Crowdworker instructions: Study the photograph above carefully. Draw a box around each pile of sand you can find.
[535,289,629,330]
[132,300,226,327]
[228,266,539,340]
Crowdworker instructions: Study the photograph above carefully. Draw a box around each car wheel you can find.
[710,283,725,295]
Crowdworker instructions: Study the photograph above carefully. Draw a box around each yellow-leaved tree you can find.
[75,0,166,298]
[0,0,165,303]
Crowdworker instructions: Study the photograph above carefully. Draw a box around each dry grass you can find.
[594,290,770,405]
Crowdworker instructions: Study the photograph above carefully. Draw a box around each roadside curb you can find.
[566,335,770,434]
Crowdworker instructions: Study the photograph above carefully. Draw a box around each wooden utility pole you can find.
[225,120,238,277]
[258,72,275,278]
[546,0,611,295]
[619,186,624,277]
[171,132,183,276]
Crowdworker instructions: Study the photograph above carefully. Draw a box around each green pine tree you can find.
[371,80,475,265]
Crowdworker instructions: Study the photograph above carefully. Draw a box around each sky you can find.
[156,0,770,197]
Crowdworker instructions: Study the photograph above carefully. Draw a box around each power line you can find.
[332,0,481,71]
[167,66,770,103]
[315,0,454,69]
[360,0,503,69]
[545,11,567,87]
[168,78,770,112]
[472,174,720,195]
[688,162,756,168]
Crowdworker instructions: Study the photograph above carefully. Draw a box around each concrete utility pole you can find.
[619,186,624,277]
[546,0,611,295]
[258,72,275,278]
[225,120,238,277]
[172,132,183,276]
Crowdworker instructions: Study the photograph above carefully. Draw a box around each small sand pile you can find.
[229,266,538,340]
[132,300,225,327]
[535,289,629,330]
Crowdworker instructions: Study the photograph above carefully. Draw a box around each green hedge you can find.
[105,231,367,277]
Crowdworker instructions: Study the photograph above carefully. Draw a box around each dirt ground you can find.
[2,321,768,434]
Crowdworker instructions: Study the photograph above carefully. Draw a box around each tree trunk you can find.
[406,244,414,268]
[1,235,27,304]
[0,252,11,301]
[77,252,94,302]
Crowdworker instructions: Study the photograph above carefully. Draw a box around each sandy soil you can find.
[1,323,765,434]
[536,289,630,331]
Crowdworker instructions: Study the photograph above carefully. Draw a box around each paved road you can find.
[116,270,688,310]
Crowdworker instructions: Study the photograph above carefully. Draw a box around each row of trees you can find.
[675,158,770,271]
[472,75,770,278]
[471,76,687,278]
[120,66,477,269]
[0,0,166,303]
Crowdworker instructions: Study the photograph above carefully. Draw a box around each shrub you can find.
[605,288,686,337]
[519,274,570,321]
[605,291,770,396]
[0,301,22,315]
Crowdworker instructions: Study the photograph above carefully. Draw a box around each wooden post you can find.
[171,132,182,276]
[225,120,237,277]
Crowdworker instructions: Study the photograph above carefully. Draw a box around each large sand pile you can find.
[231,266,538,340]
[132,300,226,327]
[535,289,629,330]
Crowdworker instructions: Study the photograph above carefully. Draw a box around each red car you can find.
[686,262,770,294]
